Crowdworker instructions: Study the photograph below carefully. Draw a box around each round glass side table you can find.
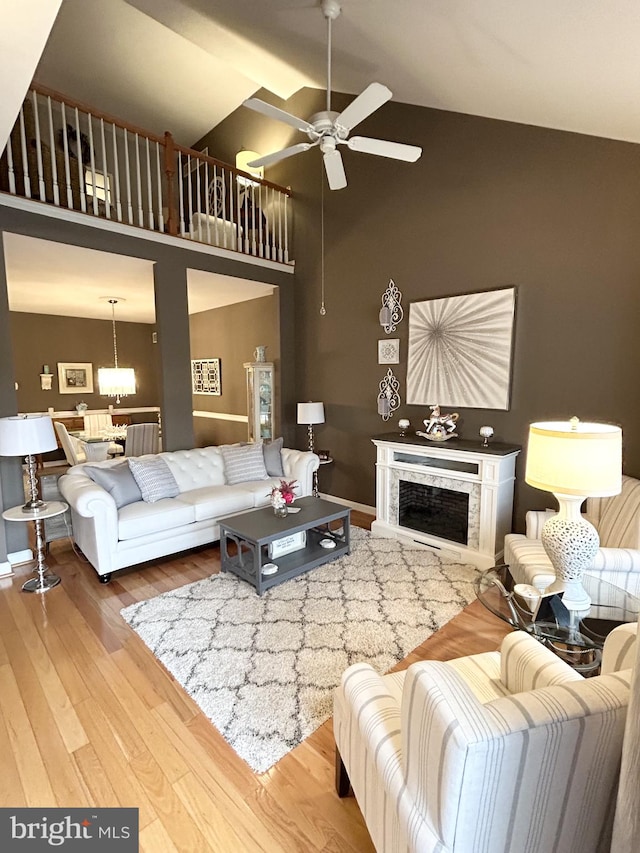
[475,567,639,675]
[2,500,68,593]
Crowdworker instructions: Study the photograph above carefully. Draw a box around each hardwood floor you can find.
[0,510,509,851]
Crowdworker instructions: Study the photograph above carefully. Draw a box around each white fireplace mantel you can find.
[371,434,521,570]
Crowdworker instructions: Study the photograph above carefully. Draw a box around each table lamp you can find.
[297,402,325,454]
[0,415,57,510]
[525,417,622,610]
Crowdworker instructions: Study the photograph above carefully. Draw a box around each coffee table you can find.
[475,566,639,674]
[218,496,351,594]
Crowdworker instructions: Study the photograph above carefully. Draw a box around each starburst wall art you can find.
[406,286,516,410]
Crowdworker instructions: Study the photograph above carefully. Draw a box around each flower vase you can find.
[274,504,287,518]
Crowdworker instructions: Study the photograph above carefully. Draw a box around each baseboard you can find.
[7,548,34,566]
[0,560,13,578]
[319,493,375,516]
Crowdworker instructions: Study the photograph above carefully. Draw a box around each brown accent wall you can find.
[9,312,160,412]
[201,89,640,529]
[190,293,280,447]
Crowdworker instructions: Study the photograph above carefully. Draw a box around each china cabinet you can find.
[244,361,275,442]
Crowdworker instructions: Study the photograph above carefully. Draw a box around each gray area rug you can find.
[121,527,479,773]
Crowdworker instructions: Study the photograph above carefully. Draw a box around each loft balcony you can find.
[0,85,293,268]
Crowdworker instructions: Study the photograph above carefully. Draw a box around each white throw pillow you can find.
[128,456,180,502]
[220,442,269,484]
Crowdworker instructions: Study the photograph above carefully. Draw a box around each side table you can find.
[2,500,68,593]
[475,566,639,674]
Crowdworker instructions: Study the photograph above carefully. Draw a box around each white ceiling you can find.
[11,0,640,321]
[34,0,640,147]
[3,234,275,323]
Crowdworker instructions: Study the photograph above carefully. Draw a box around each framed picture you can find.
[191,358,221,395]
[378,339,400,364]
[57,362,94,394]
[406,286,516,410]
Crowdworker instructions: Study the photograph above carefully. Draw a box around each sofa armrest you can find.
[500,631,583,693]
[281,448,319,497]
[58,471,118,519]
[58,471,119,575]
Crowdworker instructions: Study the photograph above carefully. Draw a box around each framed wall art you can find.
[378,338,400,364]
[406,286,516,410]
[57,362,94,394]
[191,358,221,395]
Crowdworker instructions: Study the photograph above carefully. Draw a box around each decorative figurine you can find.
[479,425,494,447]
[420,405,459,440]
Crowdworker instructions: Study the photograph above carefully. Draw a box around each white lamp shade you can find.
[0,415,57,456]
[525,420,622,497]
[98,367,137,398]
[236,150,264,185]
[297,402,325,425]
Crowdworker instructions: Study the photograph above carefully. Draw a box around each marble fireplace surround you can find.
[371,434,521,570]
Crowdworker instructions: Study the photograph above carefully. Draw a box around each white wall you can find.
[0,0,63,152]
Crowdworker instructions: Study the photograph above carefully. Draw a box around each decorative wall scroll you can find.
[406,287,516,410]
[191,358,221,395]
[379,279,403,334]
[377,367,401,420]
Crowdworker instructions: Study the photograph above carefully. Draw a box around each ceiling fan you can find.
[242,0,422,190]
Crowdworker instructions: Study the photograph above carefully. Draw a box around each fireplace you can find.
[398,481,469,545]
[371,435,520,569]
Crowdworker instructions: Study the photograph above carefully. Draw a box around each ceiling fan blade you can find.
[323,149,347,190]
[242,98,314,134]
[346,136,422,162]
[248,143,314,168]
[334,82,392,132]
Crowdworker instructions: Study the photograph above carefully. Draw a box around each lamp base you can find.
[541,495,599,612]
[22,573,61,594]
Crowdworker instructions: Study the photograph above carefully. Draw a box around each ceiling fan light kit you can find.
[243,0,422,190]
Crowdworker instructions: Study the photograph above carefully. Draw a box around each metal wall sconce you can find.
[377,368,401,420]
[379,279,404,334]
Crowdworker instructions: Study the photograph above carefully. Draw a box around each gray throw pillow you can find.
[127,456,180,502]
[220,442,269,484]
[263,437,284,477]
[86,463,142,509]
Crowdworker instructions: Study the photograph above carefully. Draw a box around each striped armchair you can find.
[505,475,640,595]
[334,627,635,853]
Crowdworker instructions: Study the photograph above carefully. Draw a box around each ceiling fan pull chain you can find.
[320,160,326,316]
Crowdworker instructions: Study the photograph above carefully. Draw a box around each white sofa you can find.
[59,445,319,582]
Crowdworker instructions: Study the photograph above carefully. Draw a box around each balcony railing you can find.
[0,84,292,264]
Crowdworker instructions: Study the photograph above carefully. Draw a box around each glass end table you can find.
[475,567,639,675]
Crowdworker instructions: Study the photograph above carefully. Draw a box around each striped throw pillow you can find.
[127,456,180,502]
[220,442,269,484]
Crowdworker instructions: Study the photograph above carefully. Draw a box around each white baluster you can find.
[112,123,122,221]
[31,91,46,201]
[59,102,73,208]
[155,141,163,232]
[284,192,289,264]
[123,128,133,224]
[277,188,283,263]
[178,152,186,236]
[74,107,86,212]
[134,133,143,226]
[258,182,264,258]
[87,113,99,215]
[203,159,211,244]
[99,118,110,218]
[213,164,220,246]
[145,137,153,230]
[227,168,234,250]
[18,104,31,198]
[45,96,59,206]
[187,154,194,238]
[5,119,15,194]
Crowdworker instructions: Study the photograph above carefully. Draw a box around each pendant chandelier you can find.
[98,298,136,404]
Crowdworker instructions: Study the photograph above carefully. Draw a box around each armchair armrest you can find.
[591,547,640,573]
[602,623,637,673]
[500,631,583,693]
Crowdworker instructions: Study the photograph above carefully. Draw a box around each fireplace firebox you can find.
[398,481,469,545]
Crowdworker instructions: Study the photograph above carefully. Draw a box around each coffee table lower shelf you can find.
[219,497,351,594]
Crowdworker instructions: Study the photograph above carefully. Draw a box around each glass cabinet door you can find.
[244,362,274,442]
